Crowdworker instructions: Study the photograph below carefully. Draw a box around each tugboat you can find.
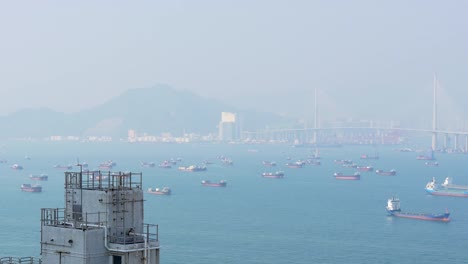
[386,196,450,222]
[201,180,227,187]
[334,172,360,180]
[21,183,42,192]
[147,187,171,195]
[425,177,468,197]
[375,169,397,176]
[262,171,285,178]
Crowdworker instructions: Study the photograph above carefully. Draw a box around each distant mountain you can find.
[0,84,294,139]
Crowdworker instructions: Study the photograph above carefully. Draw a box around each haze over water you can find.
[2,141,468,263]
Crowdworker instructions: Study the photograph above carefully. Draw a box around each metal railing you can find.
[108,224,159,245]
[0,257,41,264]
[41,208,107,228]
[65,171,143,191]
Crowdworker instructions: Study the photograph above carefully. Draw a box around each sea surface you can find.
[1,141,468,264]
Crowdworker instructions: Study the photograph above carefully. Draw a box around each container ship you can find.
[386,196,450,222]
[425,177,468,197]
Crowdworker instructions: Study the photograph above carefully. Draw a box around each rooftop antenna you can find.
[76,157,83,173]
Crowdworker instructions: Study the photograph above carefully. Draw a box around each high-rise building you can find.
[219,112,239,141]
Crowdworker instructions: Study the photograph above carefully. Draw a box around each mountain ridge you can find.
[0,84,293,139]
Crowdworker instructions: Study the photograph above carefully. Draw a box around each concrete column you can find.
[454,134,459,151]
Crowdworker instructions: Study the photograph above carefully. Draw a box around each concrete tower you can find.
[40,170,160,264]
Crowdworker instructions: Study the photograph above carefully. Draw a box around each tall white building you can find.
[218,112,239,141]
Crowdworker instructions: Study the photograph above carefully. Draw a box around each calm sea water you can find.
[1,141,468,264]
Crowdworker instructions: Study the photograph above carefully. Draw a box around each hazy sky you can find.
[1,1,467,127]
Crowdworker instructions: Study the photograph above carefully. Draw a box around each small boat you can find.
[178,165,207,172]
[21,183,42,192]
[29,174,48,181]
[11,164,23,170]
[386,196,450,222]
[54,164,73,170]
[201,180,227,187]
[425,177,468,197]
[262,171,284,178]
[441,177,468,190]
[356,166,373,172]
[147,187,171,195]
[141,161,156,168]
[262,161,277,167]
[334,172,360,180]
[203,160,214,165]
[375,169,396,176]
[286,162,303,168]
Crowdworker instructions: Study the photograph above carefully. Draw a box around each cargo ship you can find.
[178,165,207,172]
[21,183,42,192]
[201,180,227,187]
[425,161,439,167]
[425,177,468,197]
[54,164,73,170]
[334,172,360,180]
[159,161,172,168]
[441,177,468,190]
[262,171,284,178]
[356,166,373,172]
[416,150,435,160]
[360,154,379,160]
[141,161,156,168]
[147,187,171,195]
[262,161,277,167]
[11,164,23,170]
[29,174,49,181]
[375,169,396,176]
[386,196,450,222]
[286,162,303,168]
